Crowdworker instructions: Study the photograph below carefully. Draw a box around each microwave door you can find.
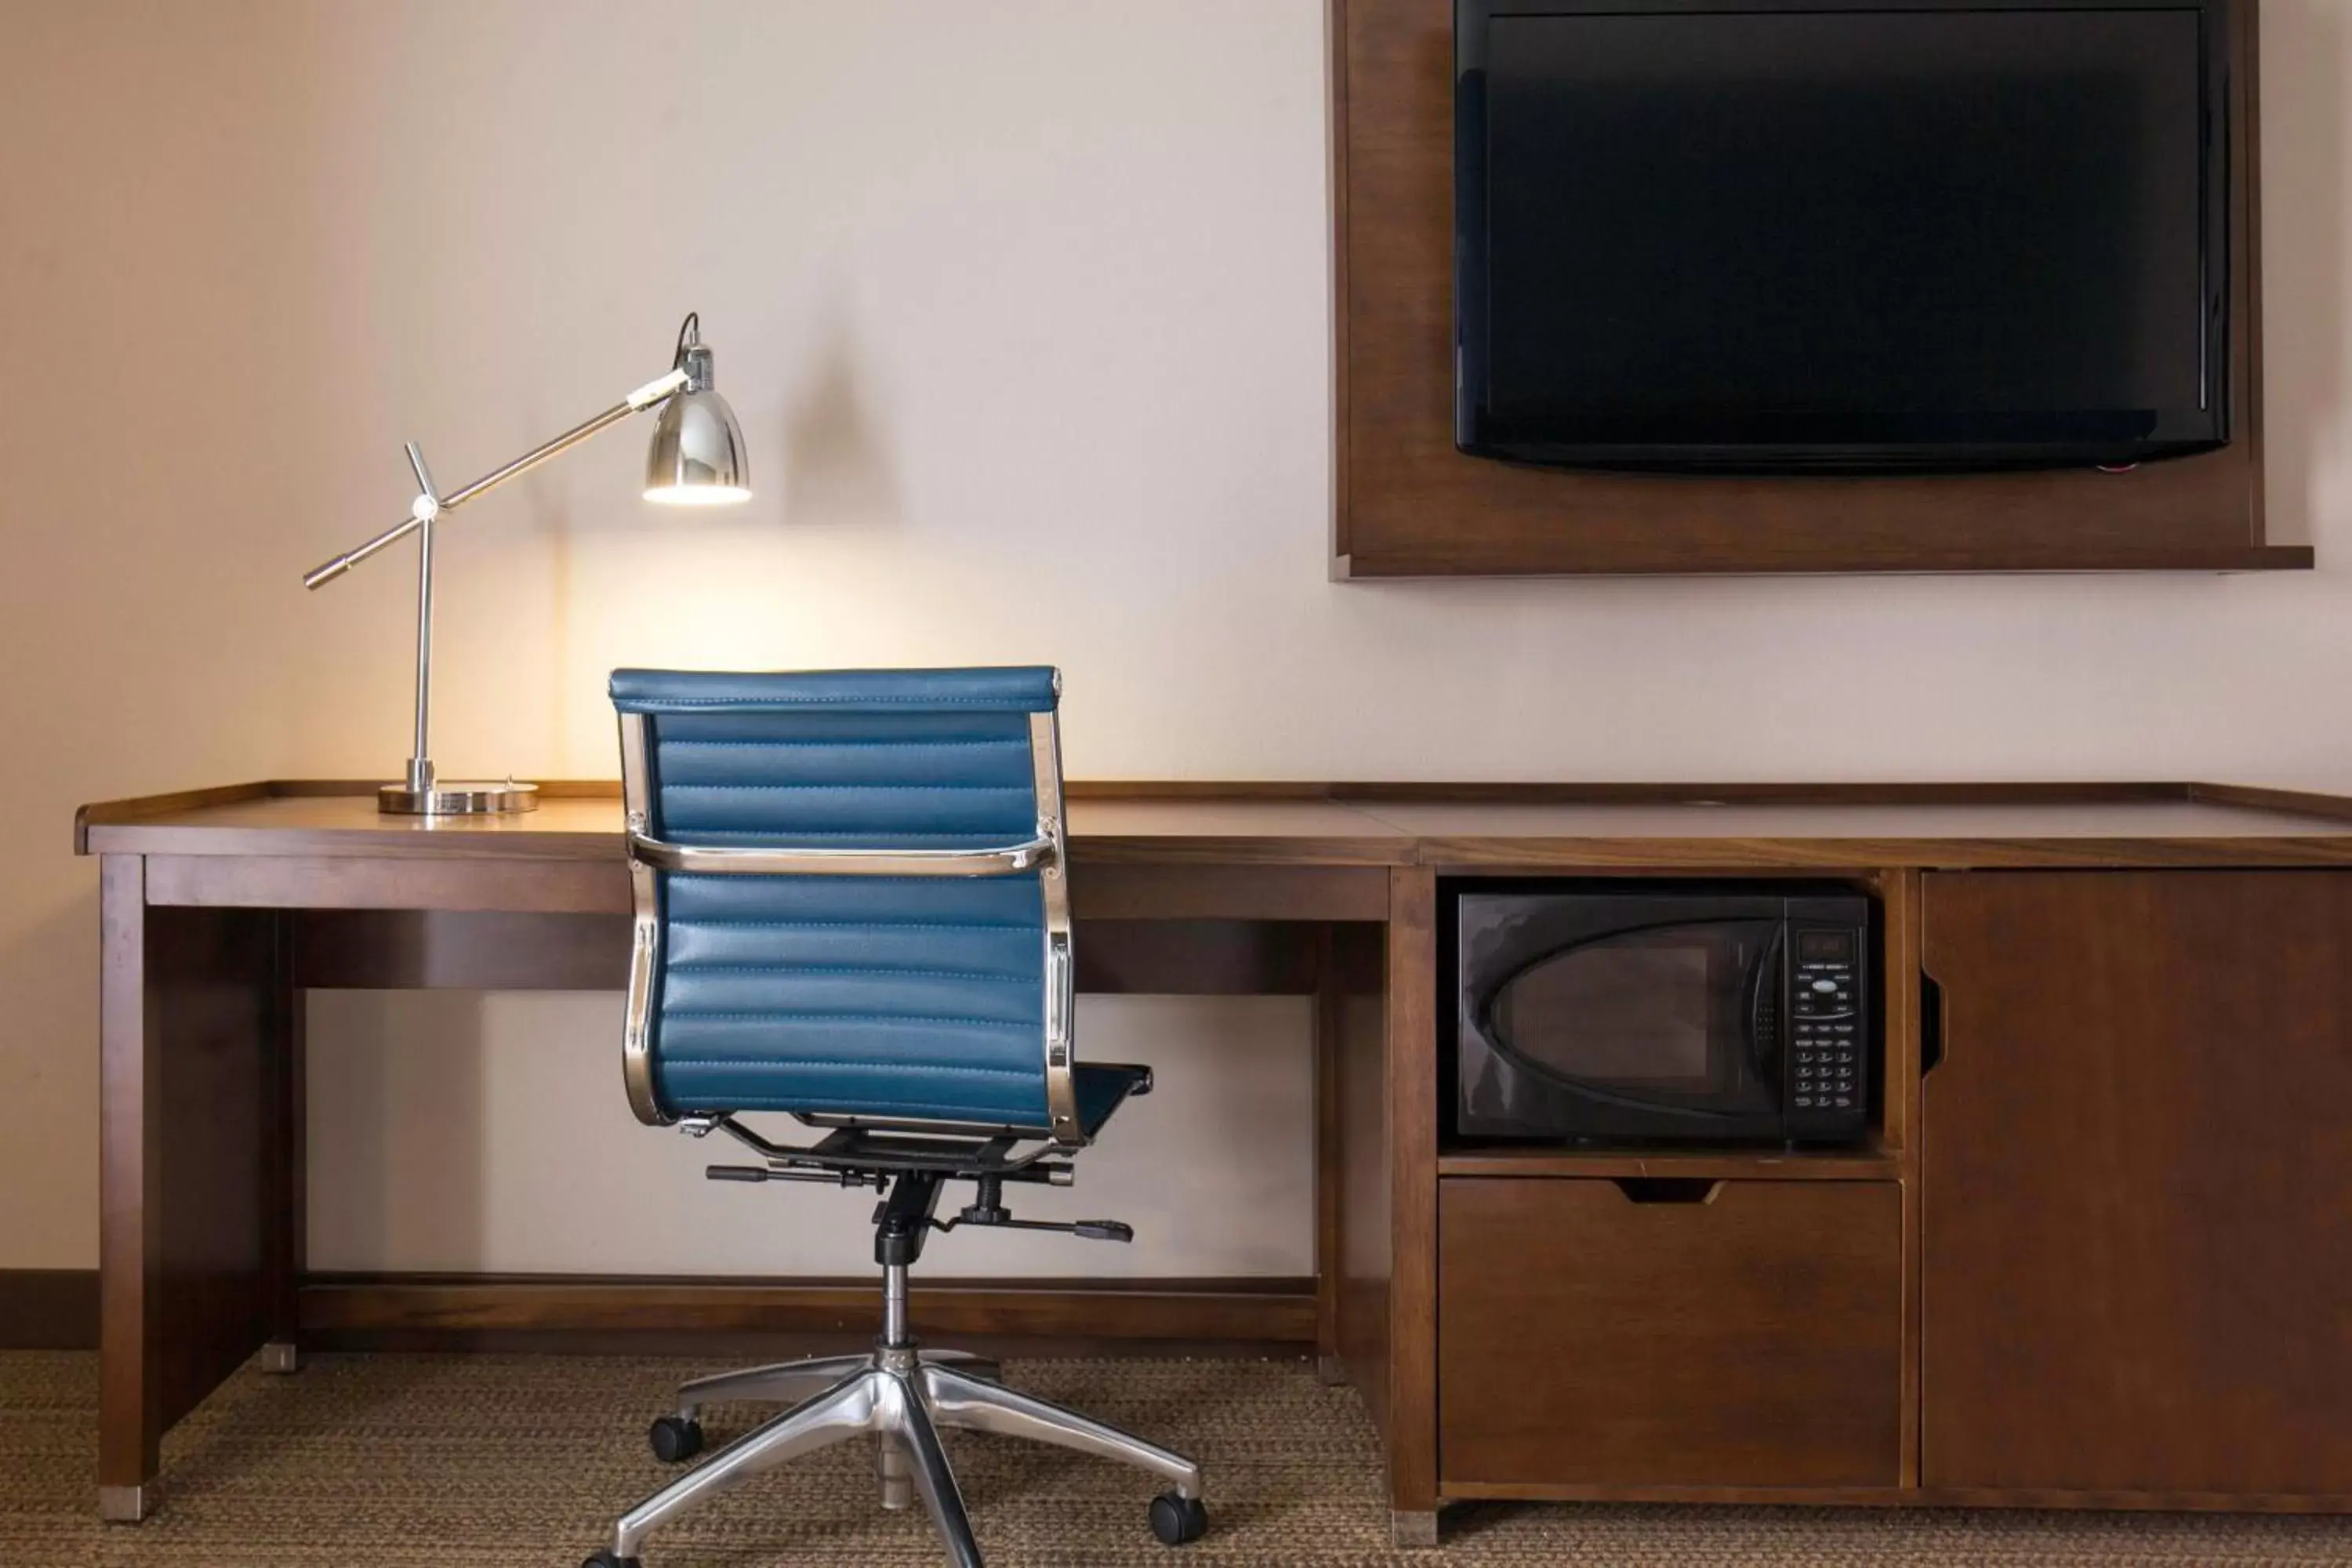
[1747,924,1787,1092]
[1478,918,1782,1121]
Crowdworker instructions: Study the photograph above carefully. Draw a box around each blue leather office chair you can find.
[585,667,1207,1568]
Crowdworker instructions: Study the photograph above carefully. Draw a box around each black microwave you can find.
[1448,884,1875,1146]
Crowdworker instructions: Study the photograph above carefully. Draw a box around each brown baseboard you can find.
[3,1270,1316,1358]
[300,1273,1316,1356]
[0,1269,98,1349]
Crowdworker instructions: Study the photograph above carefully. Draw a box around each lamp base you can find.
[378,779,540,816]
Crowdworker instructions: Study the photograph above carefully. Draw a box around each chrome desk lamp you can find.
[303,313,751,815]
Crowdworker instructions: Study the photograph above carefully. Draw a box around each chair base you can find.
[590,1341,1206,1568]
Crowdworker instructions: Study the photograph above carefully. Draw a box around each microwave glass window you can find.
[1486,925,1768,1098]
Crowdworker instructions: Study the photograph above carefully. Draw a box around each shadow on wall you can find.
[0,885,101,1265]
[2262,0,2349,550]
[305,990,487,1271]
[782,326,902,530]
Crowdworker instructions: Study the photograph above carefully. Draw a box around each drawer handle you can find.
[1612,1178,1722,1206]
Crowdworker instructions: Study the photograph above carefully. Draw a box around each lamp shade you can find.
[644,340,751,506]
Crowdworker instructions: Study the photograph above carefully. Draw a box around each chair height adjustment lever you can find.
[706,1163,883,1189]
[941,1210,1134,1243]
[938,1177,1130,1240]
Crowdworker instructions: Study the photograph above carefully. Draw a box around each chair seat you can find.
[1070,1062,1152,1138]
[688,1062,1150,1147]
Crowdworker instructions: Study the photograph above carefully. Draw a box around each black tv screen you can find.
[1454,0,2231,473]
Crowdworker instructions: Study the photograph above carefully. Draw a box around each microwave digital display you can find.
[1797,930,1855,964]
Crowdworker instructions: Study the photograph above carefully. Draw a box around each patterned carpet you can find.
[8,1350,2352,1566]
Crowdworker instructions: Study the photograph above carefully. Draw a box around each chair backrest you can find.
[608,667,1076,1141]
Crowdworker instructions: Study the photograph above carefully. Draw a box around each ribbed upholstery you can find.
[612,667,1083,1130]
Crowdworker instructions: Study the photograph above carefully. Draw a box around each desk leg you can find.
[1313,929,1344,1385]
[98,858,289,1521]
[263,920,305,1374]
[1384,869,1440,1541]
[1325,902,1440,1544]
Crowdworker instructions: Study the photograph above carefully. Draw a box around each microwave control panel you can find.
[1788,924,1867,1135]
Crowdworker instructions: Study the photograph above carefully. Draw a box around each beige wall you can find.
[5,0,2351,1275]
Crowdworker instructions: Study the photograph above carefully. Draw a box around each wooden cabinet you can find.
[1428,864,2352,1515]
[1921,871,2352,1497]
[1439,1177,1903,1490]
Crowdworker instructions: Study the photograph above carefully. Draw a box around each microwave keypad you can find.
[1791,953,1860,1112]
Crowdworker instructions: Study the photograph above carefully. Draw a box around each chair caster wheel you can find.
[1149,1492,1209,1545]
[648,1414,704,1463]
[581,1552,641,1568]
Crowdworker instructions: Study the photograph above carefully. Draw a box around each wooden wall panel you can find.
[1330,0,2293,577]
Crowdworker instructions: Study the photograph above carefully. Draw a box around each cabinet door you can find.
[1922,871,2352,1496]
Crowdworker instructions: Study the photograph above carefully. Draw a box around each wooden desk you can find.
[74,779,2352,1530]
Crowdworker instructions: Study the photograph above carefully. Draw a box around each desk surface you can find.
[74,779,2352,869]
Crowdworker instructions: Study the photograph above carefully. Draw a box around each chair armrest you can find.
[626,831,1056,878]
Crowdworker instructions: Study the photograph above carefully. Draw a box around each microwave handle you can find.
[1749,926,1786,1078]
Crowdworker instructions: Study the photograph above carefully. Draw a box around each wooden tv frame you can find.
[1329,0,2308,578]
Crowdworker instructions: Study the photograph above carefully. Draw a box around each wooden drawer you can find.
[1439,1177,1902,1490]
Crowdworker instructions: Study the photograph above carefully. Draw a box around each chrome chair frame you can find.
[616,706,1083,1147]
[595,693,1201,1568]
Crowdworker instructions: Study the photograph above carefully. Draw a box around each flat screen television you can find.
[1454,0,2233,474]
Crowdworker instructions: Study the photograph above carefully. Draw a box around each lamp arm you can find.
[301,366,689,590]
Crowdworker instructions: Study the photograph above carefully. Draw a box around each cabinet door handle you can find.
[1920,969,1947,1078]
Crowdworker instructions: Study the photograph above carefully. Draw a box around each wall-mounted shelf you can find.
[1341,543,2314,580]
